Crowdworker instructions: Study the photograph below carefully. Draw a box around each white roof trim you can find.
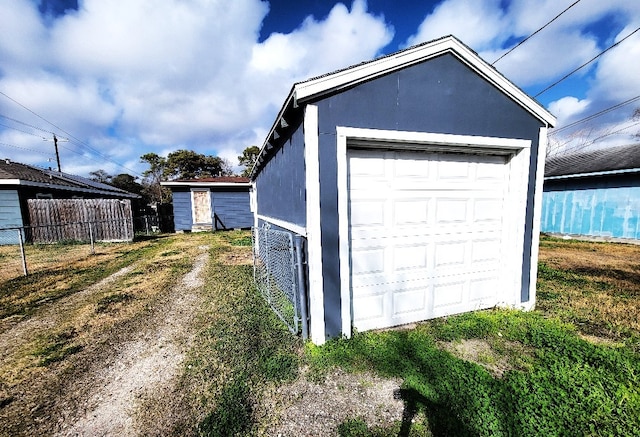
[161,181,252,188]
[545,167,640,180]
[0,179,21,185]
[0,179,139,197]
[293,36,556,127]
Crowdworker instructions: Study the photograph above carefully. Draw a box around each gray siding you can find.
[171,191,193,231]
[314,53,544,337]
[212,190,252,229]
[255,124,306,227]
[0,189,24,245]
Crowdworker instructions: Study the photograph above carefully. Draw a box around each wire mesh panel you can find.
[0,228,26,280]
[253,224,300,334]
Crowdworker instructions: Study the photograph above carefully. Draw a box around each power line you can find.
[535,26,640,97]
[0,113,55,135]
[0,91,142,176]
[550,95,640,135]
[492,0,582,65]
[0,121,49,139]
[0,141,56,157]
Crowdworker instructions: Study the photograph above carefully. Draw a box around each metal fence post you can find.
[294,236,309,340]
[89,222,95,254]
[18,228,28,276]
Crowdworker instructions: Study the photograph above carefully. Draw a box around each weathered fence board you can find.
[27,199,134,243]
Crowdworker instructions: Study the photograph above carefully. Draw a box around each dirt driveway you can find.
[0,236,211,436]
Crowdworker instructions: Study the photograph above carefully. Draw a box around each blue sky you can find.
[0,0,639,177]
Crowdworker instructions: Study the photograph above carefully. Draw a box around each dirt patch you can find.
[260,367,404,436]
[439,339,511,378]
[219,246,253,265]
[54,248,209,436]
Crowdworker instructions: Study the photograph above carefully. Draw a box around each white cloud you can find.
[548,96,591,126]
[0,0,394,176]
[404,0,508,50]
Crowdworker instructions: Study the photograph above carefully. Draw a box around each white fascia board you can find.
[252,92,296,177]
[526,126,549,311]
[0,179,20,185]
[338,127,531,151]
[161,181,252,188]
[544,167,640,180]
[294,36,556,127]
[256,215,306,237]
[1,179,139,198]
[304,104,325,345]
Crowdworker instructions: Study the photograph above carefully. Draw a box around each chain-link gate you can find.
[253,224,306,335]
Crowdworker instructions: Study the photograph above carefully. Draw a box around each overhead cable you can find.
[550,95,640,135]
[492,0,582,65]
[0,91,141,176]
[535,26,640,97]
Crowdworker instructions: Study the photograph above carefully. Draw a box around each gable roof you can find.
[252,35,556,178]
[0,159,140,198]
[545,144,640,179]
[161,176,251,188]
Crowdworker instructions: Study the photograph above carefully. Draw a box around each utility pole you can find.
[43,134,68,172]
[53,134,61,172]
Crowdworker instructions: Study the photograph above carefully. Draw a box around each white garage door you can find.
[348,148,509,332]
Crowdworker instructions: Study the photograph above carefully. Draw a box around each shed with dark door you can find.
[251,35,556,345]
[162,177,253,232]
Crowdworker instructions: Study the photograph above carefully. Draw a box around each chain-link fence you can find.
[0,216,164,282]
[253,224,307,337]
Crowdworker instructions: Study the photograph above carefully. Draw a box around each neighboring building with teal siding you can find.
[162,177,252,232]
[542,144,640,240]
[0,189,24,244]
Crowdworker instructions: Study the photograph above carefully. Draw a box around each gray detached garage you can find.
[162,177,253,232]
[252,35,556,345]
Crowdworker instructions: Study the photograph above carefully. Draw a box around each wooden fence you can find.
[27,199,134,243]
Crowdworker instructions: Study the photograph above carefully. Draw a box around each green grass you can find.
[179,241,301,436]
[309,310,640,437]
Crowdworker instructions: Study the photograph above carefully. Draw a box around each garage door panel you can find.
[349,148,508,332]
[435,199,469,223]
[392,287,428,318]
[432,280,465,308]
[469,276,500,303]
[393,244,429,271]
[350,199,386,227]
[351,247,386,275]
[393,199,429,225]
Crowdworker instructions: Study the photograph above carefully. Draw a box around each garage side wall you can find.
[255,123,306,230]
[315,53,544,338]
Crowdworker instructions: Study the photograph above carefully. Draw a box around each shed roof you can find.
[545,144,640,179]
[252,35,556,179]
[0,159,140,198]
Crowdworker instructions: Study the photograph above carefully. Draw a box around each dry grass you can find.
[0,232,215,436]
[537,235,640,340]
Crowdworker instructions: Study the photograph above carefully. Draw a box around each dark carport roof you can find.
[545,143,640,178]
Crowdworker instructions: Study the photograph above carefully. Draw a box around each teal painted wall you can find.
[0,189,24,245]
[542,184,640,239]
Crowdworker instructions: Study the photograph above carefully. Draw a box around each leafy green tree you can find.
[238,146,260,177]
[165,149,232,180]
[89,169,112,184]
[140,152,170,204]
[110,173,144,196]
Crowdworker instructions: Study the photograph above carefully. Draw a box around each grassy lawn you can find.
[173,233,640,436]
[2,232,639,436]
